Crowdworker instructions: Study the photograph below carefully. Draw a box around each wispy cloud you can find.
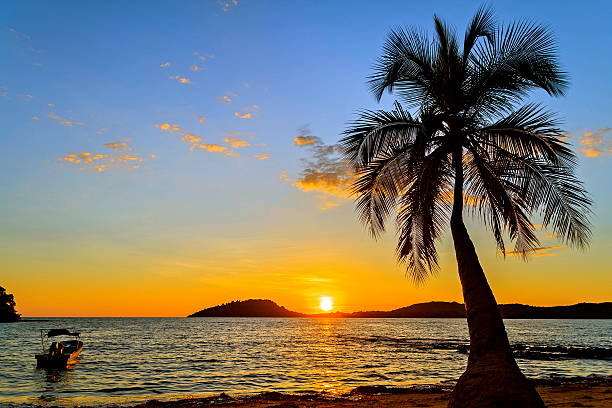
[220,0,239,12]
[282,125,354,209]
[294,125,320,145]
[503,245,567,257]
[8,27,43,54]
[190,65,201,71]
[60,140,152,172]
[577,128,611,158]
[47,113,83,127]
[160,62,171,67]
[169,75,191,84]
[223,137,250,148]
[218,95,234,104]
[156,123,182,133]
[193,52,214,62]
[198,144,239,157]
[18,93,33,100]
[254,153,271,160]
[233,105,259,119]
[8,27,30,41]
[31,116,39,120]
[155,122,239,157]
[197,116,206,123]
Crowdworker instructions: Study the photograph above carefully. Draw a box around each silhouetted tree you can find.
[0,286,21,322]
[341,7,591,407]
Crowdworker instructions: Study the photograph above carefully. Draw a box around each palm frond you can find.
[470,143,592,248]
[467,20,569,117]
[464,148,540,256]
[463,6,495,63]
[475,104,574,167]
[369,28,435,106]
[395,147,452,282]
[341,101,422,166]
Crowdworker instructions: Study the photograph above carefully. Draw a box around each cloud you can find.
[282,125,355,208]
[160,62,171,67]
[233,105,259,119]
[503,245,567,257]
[18,94,33,100]
[31,116,39,120]
[293,125,321,145]
[220,0,238,12]
[194,144,240,157]
[155,122,239,157]
[103,141,131,152]
[294,135,320,145]
[47,103,55,107]
[218,95,234,104]
[8,28,43,53]
[156,123,182,133]
[60,141,152,172]
[191,65,201,71]
[169,75,190,84]
[254,153,271,160]
[577,128,611,158]
[193,52,214,62]
[234,112,252,119]
[320,201,340,210]
[47,113,83,127]
[223,137,250,148]
[197,116,206,123]
[545,234,560,239]
[8,27,30,41]
[181,133,203,150]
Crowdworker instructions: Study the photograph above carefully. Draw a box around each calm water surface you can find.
[0,318,610,406]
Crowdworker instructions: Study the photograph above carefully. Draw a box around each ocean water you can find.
[0,318,610,406]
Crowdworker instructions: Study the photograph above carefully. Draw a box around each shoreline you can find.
[6,376,611,407]
[125,376,612,408]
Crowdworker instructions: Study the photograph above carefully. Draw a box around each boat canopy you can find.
[46,329,80,337]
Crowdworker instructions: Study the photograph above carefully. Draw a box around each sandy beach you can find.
[129,377,612,408]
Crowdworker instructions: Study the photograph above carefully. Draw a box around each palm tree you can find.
[341,8,591,407]
[0,286,21,322]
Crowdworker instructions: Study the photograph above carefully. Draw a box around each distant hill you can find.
[188,299,305,317]
[188,299,612,319]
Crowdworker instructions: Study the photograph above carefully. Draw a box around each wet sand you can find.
[130,377,612,408]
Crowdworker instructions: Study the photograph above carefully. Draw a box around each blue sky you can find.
[1,0,610,316]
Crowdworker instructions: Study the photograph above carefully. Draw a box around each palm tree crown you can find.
[341,7,591,283]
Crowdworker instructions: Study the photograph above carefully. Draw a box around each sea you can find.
[0,318,610,406]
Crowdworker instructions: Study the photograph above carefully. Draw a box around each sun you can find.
[319,296,333,312]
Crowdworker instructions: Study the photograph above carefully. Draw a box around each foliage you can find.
[0,286,21,322]
[341,7,591,283]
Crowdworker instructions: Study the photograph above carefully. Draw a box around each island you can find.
[0,286,21,322]
[188,299,612,319]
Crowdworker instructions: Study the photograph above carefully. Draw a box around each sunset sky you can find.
[2,0,610,317]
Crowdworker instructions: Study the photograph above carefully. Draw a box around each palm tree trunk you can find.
[448,149,544,408]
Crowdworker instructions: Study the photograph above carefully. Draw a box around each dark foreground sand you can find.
[129,377,612,408]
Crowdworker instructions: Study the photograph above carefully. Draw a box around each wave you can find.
[335,335,612,361]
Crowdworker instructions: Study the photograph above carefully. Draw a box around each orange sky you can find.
[2,1,611,317]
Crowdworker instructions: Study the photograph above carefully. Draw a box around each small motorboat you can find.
[35,328,84,368]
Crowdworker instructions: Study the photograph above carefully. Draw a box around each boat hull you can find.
[35,341,83,368]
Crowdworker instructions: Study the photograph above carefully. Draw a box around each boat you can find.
[35,328,84,368]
